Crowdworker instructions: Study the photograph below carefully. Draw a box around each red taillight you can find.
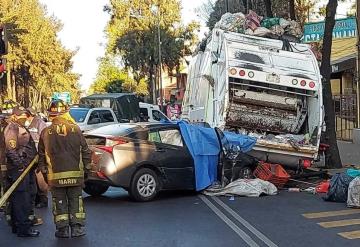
[96,171,107,179]
[98,137,128,153]
[309,81,315,88]
[239,70,246,76]
[303,159,312,168]
[300,80,306,87]
[97,146,114,154]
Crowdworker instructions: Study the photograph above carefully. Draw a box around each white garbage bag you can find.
[203,178,278,197]
[347,177,360,208]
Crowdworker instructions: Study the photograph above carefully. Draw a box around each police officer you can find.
[38,99,91,238]
[25,107,48,209]
[4,106,39,237]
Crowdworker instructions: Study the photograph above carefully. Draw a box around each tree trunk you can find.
[242,0,248,13]
[264,0,273,17]
[320,0,341,169]
[289,0,296,20]
[248,0,253,11]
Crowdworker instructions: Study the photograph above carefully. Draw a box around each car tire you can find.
[130,168,159,202]
[83,182,109,196]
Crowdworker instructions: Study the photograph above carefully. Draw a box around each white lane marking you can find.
[198,195,259,247]
[212,197,278,247]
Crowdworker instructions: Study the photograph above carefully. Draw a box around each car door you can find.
[99,110,116,127]
[148,127,194,189]
[86,110,102,131]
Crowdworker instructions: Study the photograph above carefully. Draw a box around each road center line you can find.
[212,197,278,247]
[198,195,259,247]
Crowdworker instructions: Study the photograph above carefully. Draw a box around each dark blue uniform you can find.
[4,121,38,237]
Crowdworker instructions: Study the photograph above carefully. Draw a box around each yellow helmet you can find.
[1,100,19,114]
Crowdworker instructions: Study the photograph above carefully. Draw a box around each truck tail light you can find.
[292,79,298,85]
[300,80,306,87]
[239,70,246,76]
[229,68,237,75]
[248,71,254,78]
[309,81,315,88]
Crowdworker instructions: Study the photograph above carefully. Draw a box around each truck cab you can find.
[69,107,118,132]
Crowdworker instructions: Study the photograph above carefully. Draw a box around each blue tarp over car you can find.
[178,121,257,191]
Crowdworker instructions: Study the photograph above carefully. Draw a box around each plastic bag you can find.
[347,168,360,178]
[271,25,285,36]
[347,177,360,208]
[253,27,272,37]
[245,10,262,31]
[324,173,354,202]
[261,17,280,29]
[285,20,303,38]
[279,18,291,28]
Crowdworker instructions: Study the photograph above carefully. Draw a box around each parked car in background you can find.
[69,107,118,132]
[139,102,170,122]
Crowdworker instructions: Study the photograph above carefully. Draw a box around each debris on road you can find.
[203,179,278,197]
[347,177,360,208]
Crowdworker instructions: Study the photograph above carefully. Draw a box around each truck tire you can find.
[129,168,159,202]
[83,182,109,196]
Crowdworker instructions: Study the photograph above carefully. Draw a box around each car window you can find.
[152,110,167,122]
[88,111,100,124]
[99,110,114,123]
[159,129,183,147]
[148,131,161,143]
[140,108,148,117]
[69,108,89,123]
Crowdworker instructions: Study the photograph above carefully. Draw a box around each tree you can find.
[289,0,296,20]
[0,0,80,109]
[320,0,341,168]
[264,0,273,17]
[104,0,199,103]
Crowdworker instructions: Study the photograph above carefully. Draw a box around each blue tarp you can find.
[223,131,257,153]
[178,121,220,191]
[177,121,257,191]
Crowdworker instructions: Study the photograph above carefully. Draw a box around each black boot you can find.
[71,225,86,238]
[17,229,40,237]
[55,226,70,238]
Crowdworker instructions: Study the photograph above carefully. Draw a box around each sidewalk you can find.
[338,141,360,166]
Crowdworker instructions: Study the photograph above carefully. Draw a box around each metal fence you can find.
[333,94,357,141]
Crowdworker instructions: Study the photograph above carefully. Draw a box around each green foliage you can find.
[0,0,80,109]
[104,0,199,86]
[90,56,148,96]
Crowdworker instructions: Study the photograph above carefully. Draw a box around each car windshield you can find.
[86,124,139,137]
[69,108,89,123]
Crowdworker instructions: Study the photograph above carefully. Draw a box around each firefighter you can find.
[25,107,48,208]
[4,106,39,237]
[38,99,91,238]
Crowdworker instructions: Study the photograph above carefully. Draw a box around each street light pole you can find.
[156,7,163,109]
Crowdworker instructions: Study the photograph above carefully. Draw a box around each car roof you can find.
[70,107,113,111]
[82,93,135,99]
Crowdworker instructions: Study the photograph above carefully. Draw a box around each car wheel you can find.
[83,182,109,196]
[130,168,159,202]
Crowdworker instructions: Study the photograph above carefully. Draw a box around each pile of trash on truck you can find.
[198,10,304,53]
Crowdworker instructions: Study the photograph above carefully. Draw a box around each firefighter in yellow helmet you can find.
[38,99,91,238]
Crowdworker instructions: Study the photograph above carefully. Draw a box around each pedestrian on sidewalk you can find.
[38,99,91,238]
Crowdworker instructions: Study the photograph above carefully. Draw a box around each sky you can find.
[39,0,207,91]
[39,0,354,91]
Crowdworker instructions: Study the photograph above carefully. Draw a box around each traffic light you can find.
[0,24,8,55]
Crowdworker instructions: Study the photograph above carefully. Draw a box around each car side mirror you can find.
[88,118,101,125]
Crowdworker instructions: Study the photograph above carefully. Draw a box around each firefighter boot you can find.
[71,224,86,238]
[55,226,70,238]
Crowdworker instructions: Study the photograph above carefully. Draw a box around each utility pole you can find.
[225,0,229,12]
[357,0,360,127]
[157,10,163,109]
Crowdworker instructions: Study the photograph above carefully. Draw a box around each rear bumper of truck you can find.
[249,140,319,168]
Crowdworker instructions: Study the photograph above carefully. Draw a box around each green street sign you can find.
[52,92,71,103]
[303,17,357,43]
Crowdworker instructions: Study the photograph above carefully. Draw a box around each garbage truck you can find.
[182,29,323,168]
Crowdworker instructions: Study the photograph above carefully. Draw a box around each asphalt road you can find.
[1,187,359,247]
